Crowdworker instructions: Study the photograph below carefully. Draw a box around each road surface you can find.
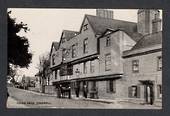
[7,87,161,109]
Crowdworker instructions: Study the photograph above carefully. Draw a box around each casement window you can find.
[105,53,111,71]
[52,54,55,65]
[83,62,87,74]
[90,60,95,73]
[157,56,162,71]
[83,38,88,54]
[132,60,139,73]
[83,24,88,31]
[157,85,162,98]
[72,44,76,58]
[107,80,116,93]
[106,35,111,47]
[128,85,140,98]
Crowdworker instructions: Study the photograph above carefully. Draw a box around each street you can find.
[7,87,161,109]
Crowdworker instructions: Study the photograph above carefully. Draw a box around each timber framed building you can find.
[49,9,162,105]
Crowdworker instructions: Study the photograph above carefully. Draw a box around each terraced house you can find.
[49,9,162,105]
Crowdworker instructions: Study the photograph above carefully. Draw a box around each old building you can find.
[123,10,162,105]
[49,9,162,104]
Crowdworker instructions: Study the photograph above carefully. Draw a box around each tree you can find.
[36,52,51,93]
[7,11,32,80]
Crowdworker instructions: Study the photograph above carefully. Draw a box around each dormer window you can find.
[83,24,88,31]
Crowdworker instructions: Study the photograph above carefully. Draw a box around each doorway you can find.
[145,83,154,105]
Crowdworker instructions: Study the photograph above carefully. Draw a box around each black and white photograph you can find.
[7,9,162,109]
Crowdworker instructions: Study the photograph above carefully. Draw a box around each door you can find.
[145,84,154,105]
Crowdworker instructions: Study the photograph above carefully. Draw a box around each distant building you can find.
[49,9,162,105]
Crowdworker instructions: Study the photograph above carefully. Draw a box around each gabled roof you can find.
[49,41,59,57]
[98,28,143,42]
[85,14,141,42]
[62,30,79,41]
[131,31,162,50]
[58,30,79,48]
[123,31,162,57]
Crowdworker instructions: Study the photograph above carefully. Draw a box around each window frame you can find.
[105,53,111,71]
[107,80,116,93]
[132,60,139,73]
[131,86,138,98]
[83,38,88,54]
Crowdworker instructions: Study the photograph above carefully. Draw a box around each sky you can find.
[8,9,162,77]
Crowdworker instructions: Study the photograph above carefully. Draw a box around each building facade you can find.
[49,9,162,104]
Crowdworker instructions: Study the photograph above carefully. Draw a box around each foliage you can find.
[8,11,32,77]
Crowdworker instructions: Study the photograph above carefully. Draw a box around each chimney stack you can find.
[96,9,114,19]
[152,11,162,33]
